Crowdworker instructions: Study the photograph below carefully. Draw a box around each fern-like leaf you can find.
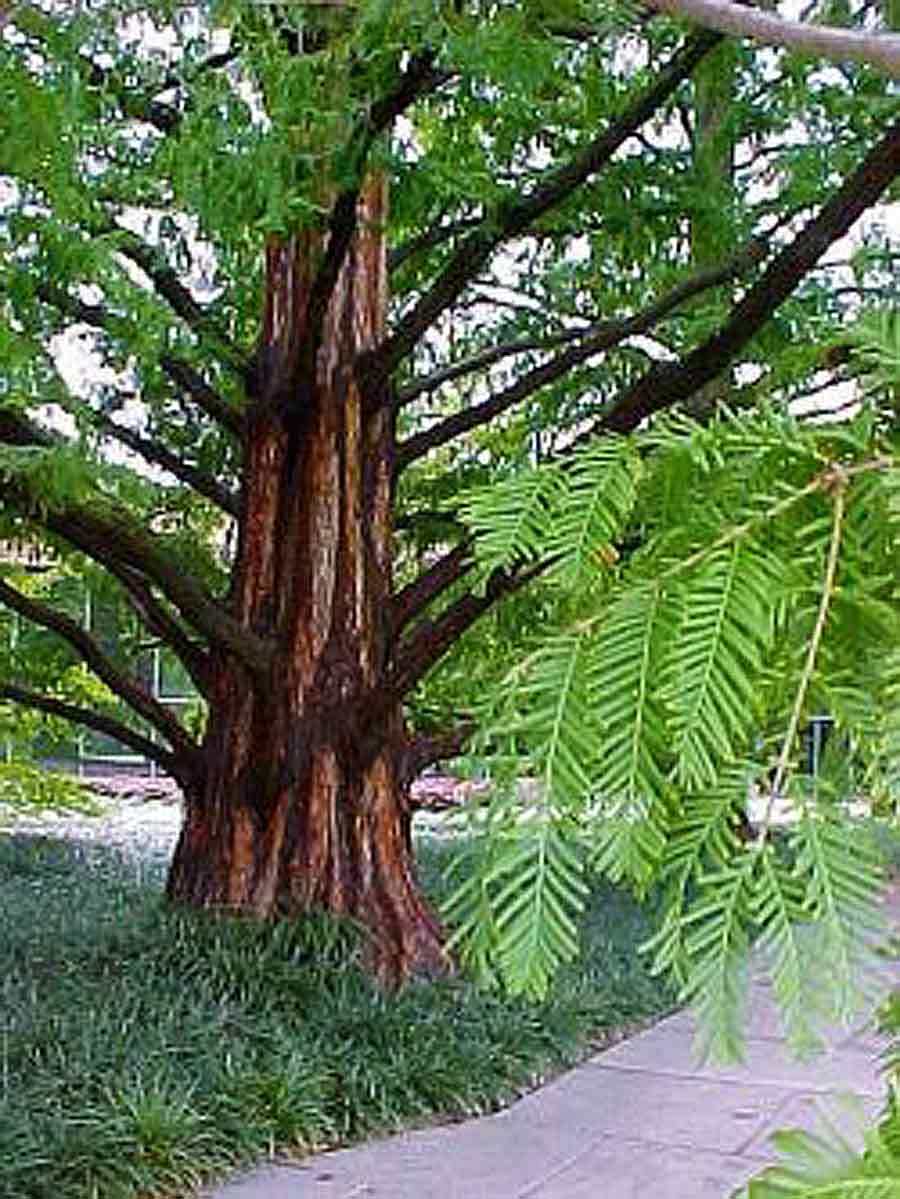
[544,438,639,591]
[503,629,599,808]
[587,581,675,888]
[753,845,828,1057]
[461,465,564,584]
[444,807,588,999]
[593,580,674,802]
[678,851,759,1063]
[643,765,749,985]
[490,814,588,998]
[666,545,780,788]
[746,1112,900,1198]
[789,814,887,1026]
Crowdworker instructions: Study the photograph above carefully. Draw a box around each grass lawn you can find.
[0,832,675,1199]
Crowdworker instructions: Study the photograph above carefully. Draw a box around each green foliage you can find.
[0,760,99,821]
[445,388,900,1058]
[743,1098,900,1198]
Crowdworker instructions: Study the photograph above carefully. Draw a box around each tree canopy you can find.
[1,0,899,993]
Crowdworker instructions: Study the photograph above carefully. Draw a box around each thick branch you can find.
[644,0,900,75]
[0,576,198,761]
[364,29,722,381]
[398,723,477,788]
[0,682,184,779]
[602,119,900,434]
[391,541,472,635]
[95,414,240,517]
[3,464,268,674]
[389,562,544,699]
[397,240,765,470]
[159,356,244,439]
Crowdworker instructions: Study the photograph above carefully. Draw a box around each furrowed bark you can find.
[167,175,449,983]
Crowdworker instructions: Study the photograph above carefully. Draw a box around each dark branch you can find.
[388,217,482,274]
[364,29,722,382]
[159,356,244,439]
[96,414,240,517]
[83,41,242,135]
[399,242,764,408]
[112,231,247,373]
[0,576,199,762]
[398,723,477,788]
[396,239,766,471]
[391,541,472,636]
[0,682,185,779]
[601,119,900,434]
[389,562,544,699]
[34,281,244,438]
[3,466,268,675]
[0,399,218,691]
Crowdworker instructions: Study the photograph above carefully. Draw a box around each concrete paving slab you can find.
[517,1135,770,1199]
[507,1061,793,1155]
[205,1109,597,1199]
[200,935,900,1199]
[594,1015,885,1094]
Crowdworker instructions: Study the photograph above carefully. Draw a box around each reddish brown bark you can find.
[166,178,449,983]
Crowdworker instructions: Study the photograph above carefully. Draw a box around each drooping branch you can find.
[95,414,240,517]
[601,119,900,434]
[364,29,722,382]
[396,239,766,471]
[3,464,268,675]
[643,0,900,74]
[0,682,186,779]
[0,576,199,762]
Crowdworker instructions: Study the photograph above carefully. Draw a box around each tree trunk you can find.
[166,177,449,983]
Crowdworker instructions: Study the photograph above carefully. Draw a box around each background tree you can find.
[0,0,898,981]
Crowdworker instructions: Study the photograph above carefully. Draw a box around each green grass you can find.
[0,833,675,1199]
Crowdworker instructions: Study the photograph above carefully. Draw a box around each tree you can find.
[1,0,898,982]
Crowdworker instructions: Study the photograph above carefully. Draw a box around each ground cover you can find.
[0,832,674,1199]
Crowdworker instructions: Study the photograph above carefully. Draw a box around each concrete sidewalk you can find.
[203,958,900,1199]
